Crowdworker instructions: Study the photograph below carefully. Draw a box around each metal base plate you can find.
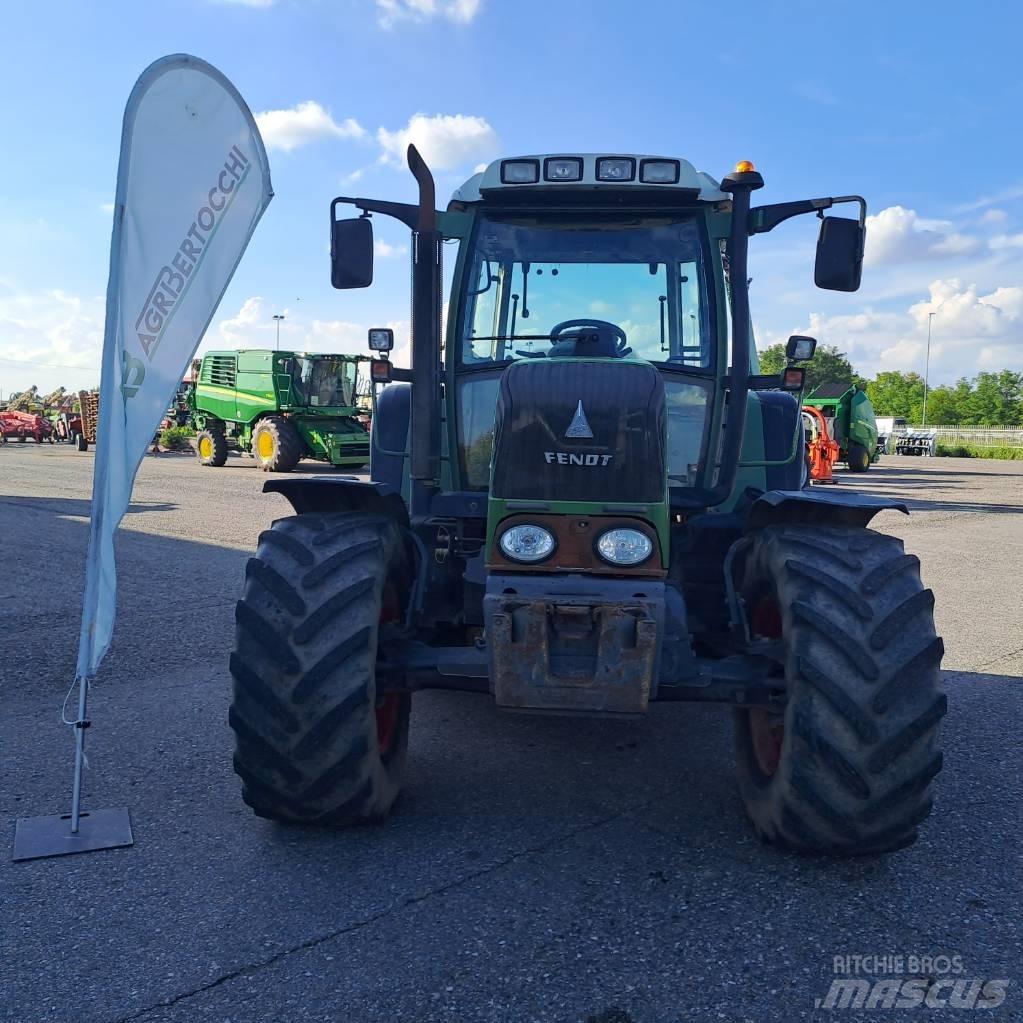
[12,807,133,862]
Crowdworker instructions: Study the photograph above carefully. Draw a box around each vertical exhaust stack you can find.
[407,144,442,486]
[709,163,763,502]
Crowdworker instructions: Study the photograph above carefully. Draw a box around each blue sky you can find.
[2,0,1022,395]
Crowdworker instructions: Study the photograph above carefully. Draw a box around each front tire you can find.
[847,442,871,472]
[732,525,945,855]
[229,512,411,825]
[196,428,228,467]
[252,415,302,473]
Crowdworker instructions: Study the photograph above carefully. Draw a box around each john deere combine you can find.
[189,349,370,471]
[228,150,945,856]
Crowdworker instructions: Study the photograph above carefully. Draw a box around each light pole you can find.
[273,313,285,351]
[922,311,935,427]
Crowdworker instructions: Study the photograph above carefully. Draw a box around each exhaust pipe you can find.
[407,144,442,486]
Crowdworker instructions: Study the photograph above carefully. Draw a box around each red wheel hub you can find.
[749,595,784,777]
[374,694,402,756]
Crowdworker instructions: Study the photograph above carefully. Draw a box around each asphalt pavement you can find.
[1,445,1020,1023]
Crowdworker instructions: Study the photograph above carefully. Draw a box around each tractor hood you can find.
[490,359,666,504]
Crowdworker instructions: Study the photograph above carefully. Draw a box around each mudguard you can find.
[263,477,409,525]
[745,489,907,531]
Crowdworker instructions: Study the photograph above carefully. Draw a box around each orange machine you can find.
[802,405,839,484]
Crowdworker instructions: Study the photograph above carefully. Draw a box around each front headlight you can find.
[595,528,653,566]
[499,523,556,563]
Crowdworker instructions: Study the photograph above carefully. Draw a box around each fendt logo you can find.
[544,451,613,466]
[544,399,613,466]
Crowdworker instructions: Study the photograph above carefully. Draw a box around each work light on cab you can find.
[368,327,394,352]
[499,524,556,563]
[596,157,635,181]
[595,528,653,566]
[639,159,680,184]
[544,157,583,182]
[501,160,540,184]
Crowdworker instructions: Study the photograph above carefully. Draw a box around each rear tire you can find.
[229,512,411,825]
[196,428,228,467]
[847,442,871,472]
[252,415,302,473]
[75,433,88,452]
[732,525,945,856]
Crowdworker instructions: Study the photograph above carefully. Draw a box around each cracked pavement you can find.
[2,448,1021,1022]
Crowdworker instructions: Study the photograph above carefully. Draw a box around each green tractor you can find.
[189,349,371,472]
[805,381,880,472]
[228,150,945,856]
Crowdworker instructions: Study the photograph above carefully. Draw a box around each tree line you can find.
[758,343,1023,427]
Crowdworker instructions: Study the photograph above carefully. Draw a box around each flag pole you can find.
[70,678,90,832]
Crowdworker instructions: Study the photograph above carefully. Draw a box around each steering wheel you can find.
[549,319,632,357]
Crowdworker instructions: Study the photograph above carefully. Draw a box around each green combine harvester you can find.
[804,382,879,471]
[226,149,945,857]
[188,349,371,472]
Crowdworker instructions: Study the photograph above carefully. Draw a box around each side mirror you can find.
[368,327,394,352]
[814,216,864,292]
[331,217,374,289]
[786,335,817,361]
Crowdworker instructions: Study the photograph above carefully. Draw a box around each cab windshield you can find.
[289,357,357,408]
[459,215,713,370]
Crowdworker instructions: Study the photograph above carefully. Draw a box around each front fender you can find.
[263,477,409,526]
[745,489,907,531]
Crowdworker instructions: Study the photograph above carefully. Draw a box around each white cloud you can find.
[377,113,498,170]
[954,182,1023,214]
[980,208,1008,225]
[376,0,482,28]
[990,233,1023,250]
[217,296,267,345]
[374,239,409,258]
[865,206,981,266]
[341,168,366,187]
[761,276,1023,383]
[99,202,114,214]
[0,285,104,392]
[212,300,412,368]
[255,101,365,153]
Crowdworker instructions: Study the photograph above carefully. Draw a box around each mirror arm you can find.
[749,195,865,234]
[330,195,421,230]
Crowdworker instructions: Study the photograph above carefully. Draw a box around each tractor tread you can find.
[229,511,410,826]
[733,525,945,856]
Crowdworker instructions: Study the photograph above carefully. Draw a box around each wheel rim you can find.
[749,595,785,777]
[256,431,275,459]
[198,435,213,459]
